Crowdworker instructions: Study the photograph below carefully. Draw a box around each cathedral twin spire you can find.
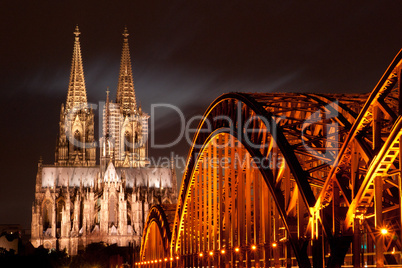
[57,26,138,166]
[116,27,137,115]
[65,25,137,114]
[66,26,88,111]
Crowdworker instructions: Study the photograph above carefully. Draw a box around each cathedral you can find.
[30,26,177,254]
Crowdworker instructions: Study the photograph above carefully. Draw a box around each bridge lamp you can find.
[151,260,154,264]
[221,249,226,254]
[209,251,214,256]
[176,256,180,260]
[380,228,388,235]
[164,258,168,262]
[272,242,277,248]
[251,245,257,251]
[234,247,240,253]
[159,259,162,262]
[170,257,173,261]
[199,252,204,257]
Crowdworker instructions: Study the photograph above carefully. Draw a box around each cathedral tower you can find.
[101,27,149,169]
[116,27,137,115]
[55,26,96,166]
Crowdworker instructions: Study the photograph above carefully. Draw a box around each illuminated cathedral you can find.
[30,26,177,254]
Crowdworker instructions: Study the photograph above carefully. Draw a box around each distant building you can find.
[31,26,177,255]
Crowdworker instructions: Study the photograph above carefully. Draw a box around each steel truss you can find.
[139,49,402,268]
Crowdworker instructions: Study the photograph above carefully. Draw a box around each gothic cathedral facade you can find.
[30,26,177,254]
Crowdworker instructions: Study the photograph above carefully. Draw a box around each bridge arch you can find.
[170,91,367,267]
[140,204,176,264]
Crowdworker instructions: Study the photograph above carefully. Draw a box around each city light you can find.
[170,257,173,261]
[221,249,226,254]
[272,242,277,248]
[209,251,214,256]
[234,247,240,253]
[199,252,203,257]
[251,244,257,251]
[176,256,179,260]
[380,228,388,235]
[164,258,168,262]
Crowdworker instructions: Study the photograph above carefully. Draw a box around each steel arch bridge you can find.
[138,49,402,268]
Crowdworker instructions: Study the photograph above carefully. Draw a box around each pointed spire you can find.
[105,87,110,138]
[116,27,137,115]
[66,25,88,111]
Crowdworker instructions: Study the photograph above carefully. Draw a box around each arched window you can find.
[56,199,65,229]
[109,195,116,226]
[43,200,53,230]
[74,130,81,151]
[127,203,131,226]
[96,198,101,224]
[124,131,131,153]
[135,132,139,147]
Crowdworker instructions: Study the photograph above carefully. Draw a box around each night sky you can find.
[2,1,402,229]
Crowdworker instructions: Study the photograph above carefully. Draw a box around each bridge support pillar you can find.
[219,251,224,268]
[246,250,251,268]
[352,218,360,268]
[312,238,323,268]
[231,250,235,268]
[285,240,292,268]
[399,139,402,258]
[375,176,384,267]
[239,249,245,268]
[262,244,269,268]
